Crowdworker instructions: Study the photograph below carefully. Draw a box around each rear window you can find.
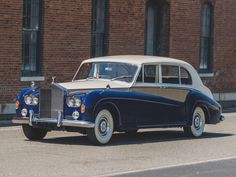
[161,65,180,84]
[180,67,192,85]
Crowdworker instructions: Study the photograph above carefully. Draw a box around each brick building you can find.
[0,0,236,115]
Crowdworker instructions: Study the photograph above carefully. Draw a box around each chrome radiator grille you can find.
[39,85,64,119]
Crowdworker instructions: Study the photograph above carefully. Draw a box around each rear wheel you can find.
[22,125,48,141]
[87,109,114,145]
[184,107,205,137]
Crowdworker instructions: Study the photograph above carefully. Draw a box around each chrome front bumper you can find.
[13,110,95,128]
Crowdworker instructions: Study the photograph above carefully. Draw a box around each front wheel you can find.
[183,107,205,137]
[87,109,114,145]
[22,125,48,141]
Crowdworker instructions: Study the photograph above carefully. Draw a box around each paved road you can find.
[0,113,236,177]
[114,158,236,177]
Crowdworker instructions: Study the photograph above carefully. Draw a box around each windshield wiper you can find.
[111,75,133,81]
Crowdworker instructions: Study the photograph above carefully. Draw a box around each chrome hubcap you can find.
[194,114,202,130]
[99,118,109,136]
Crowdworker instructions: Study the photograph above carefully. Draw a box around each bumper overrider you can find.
[13,110,95,128]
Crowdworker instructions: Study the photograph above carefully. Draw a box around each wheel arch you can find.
[93,101,121,131]
[191,102,210,124]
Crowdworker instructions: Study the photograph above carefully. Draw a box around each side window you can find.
[161,65,180,84]
[180,67,192,85]
[144,65,158,83]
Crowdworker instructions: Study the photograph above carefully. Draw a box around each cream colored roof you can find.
[82,55,191,66]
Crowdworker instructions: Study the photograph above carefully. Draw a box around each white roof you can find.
[72,55,213,99]
[82,55,191,66]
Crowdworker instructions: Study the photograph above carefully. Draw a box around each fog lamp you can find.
[72,111,80,120]
[21,108,28,117]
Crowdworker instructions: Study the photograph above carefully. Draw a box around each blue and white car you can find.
[14,55,224,145]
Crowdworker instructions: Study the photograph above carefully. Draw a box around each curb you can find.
[0,120,17,127]
[223,108,236,113]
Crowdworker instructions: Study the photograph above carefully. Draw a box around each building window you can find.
[91,0,109,57]
[145,0,170,56]
[22,0,42,76]
[199,2,214,72]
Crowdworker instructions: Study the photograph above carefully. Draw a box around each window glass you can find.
[145,0,170,56]
[75,62,137,83]
[144,65,157,83]
[180,67,192,85]
[199,3,214,72]
[161,65,180,84]
[22,0,42,76]
[91,0,109,57]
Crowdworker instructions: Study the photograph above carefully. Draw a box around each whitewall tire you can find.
[184,107,205,137]
[87,109,114,145]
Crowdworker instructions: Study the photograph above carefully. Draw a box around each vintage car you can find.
[14,55,224,145]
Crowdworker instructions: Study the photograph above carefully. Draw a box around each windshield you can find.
[73,62,138,83]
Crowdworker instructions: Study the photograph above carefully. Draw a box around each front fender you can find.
[16,87,39,117]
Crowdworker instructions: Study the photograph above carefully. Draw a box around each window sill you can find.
[198,73,214,78]
[20,76,45,82]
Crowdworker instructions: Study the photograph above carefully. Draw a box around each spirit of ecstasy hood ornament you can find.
[30,81,35,88]
[52,76,56,84]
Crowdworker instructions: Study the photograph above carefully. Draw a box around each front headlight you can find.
[25,96,32,105]
[66,97,81,108]
[74,98,81,107]
[32,97,38,105]
[24,95,38,105]
[66,97,75,107]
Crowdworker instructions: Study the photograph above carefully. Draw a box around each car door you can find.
[131,64,188,127]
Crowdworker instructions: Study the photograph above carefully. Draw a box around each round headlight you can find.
[74,98,81,107]
[66,97,74,107]
[24,96,32,105]
[32,97,38,105]
[21,108,28,117]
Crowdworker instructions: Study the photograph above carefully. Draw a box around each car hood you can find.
[58,79,130,92]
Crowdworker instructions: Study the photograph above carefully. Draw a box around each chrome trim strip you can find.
[57,111,62,127]
[94,97,180,108]
[29,110,34,126]
[12,118,29,124]
[13,117,95,128]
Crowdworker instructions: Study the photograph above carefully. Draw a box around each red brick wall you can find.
[43,0,92,84]
[169,0,236,92]
[0,0,236,104]
[169,0,201,67]
[0,1,23,103]
[0,0,92,104]
[210,0,236,92]
[109,0,145,55]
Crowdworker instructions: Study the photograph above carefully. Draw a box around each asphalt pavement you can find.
[113,158,236,177]
[0,113,236,177]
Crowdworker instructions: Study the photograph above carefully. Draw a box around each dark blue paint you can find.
[16,86,222,130]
